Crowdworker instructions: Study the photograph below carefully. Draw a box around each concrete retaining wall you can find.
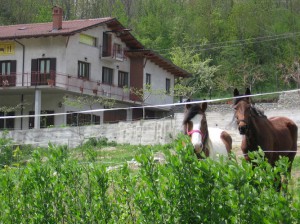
[3,107,300,148]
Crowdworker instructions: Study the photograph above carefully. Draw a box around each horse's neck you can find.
[206,128,229,159]
[247,116,274,149]
[250,115,273,134]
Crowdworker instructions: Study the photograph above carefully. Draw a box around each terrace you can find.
[0,72,130,102]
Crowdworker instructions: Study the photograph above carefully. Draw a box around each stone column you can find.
[34,89,41,129]
[126,108,132,121]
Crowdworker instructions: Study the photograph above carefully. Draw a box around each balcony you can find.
[0,72,130,102]
[100,44,126,62]
[0,74,16,87]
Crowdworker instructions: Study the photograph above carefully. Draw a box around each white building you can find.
[0,6,189,130]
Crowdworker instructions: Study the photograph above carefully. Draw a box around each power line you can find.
[153,31,300,54]
[0,88,299,120]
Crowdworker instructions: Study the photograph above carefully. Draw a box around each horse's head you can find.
[233,88,252,135]
[183,100,208,157]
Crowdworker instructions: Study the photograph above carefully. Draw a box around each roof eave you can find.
[126,49,191,78]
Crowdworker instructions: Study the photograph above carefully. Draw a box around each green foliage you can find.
[170,45,219,98]
[0,132,14,167]
[63,95,115,110]
[0,135,299,223]
[2,0,300,96]
[83,137,117,148]
[0,132,34,168]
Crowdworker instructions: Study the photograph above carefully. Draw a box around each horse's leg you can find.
[282,122,298,193]
[241,136,250,161]
[220,131,232,156]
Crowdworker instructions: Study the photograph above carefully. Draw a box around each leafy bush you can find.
[83,137,117,148]
[0,132,34,167]
[0,135,299,223]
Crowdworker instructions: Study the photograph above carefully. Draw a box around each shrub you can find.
[0,135,299,223]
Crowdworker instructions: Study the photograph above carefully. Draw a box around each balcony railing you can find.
[0,72,130,102]
[100,45,126,62]
[0,74,16,87]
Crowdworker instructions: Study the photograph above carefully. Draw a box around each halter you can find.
[186,127,209,158]
[186,128,207,145]
[187,129,206,140]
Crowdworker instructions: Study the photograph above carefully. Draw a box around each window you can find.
[39,59,50,75]
[29,110,54,129]
[78,61,90,79]
[1,61,11,75]
[0,60,16,86]
[0,111,15,130]
[0,42,15,55]
[102,67,113,85]
[146,73,151,85]
[31,58,56,85]
[79,34,97,47]
[166,78,171,94]
[67,112,100,126]
[114,43,123,60]
[118,71,128,87]
[102,32,112,57]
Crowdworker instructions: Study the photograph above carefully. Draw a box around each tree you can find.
[235,62,265,91]
[170,45,219,99]
[0,103,24,114]
[123,84,166,119]
[278,58,300,88]
[62,94,115,124]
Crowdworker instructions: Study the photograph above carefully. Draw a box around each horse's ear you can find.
[245,88,251,95]
[233,88,239,97]
[185,99,191,109]
[201,100,207,112]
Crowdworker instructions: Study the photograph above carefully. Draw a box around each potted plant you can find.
[47,79,54,86]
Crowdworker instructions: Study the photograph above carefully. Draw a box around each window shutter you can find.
[50,58,56,80]
[10,60,16,74]
[10,60,16,86]
[108,34,112,56]
[31,59,38,85]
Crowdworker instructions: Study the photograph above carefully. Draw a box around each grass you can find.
[68,137,173,167]
[71,138,300,187]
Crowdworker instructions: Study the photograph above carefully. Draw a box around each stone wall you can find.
[3,91,300,148]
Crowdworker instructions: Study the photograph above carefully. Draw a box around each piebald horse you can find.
[183,100,232,160]
[233,88,298,190]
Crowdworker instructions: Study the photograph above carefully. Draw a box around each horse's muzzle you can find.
[193,143,203,153]
[238,125,248,135]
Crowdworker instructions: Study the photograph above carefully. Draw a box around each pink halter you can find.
[187,129,206,140]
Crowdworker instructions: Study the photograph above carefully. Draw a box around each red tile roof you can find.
[0,18,112,39]
[0,17,144,49]
[0,17,189,77]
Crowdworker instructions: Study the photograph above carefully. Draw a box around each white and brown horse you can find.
[183,100,232,160]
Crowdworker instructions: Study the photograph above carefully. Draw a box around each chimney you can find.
[52,6,63,30]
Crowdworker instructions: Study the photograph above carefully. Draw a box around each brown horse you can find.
[183,100,232,160]
[233,88,298,189]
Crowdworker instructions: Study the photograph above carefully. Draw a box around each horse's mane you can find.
[250,105,266,118]
[233,96,266,118]
[233,97,244,105]
[183,104,202,124]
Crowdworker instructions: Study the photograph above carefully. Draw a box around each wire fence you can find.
[1,88,300,157]
[1,88,300,120]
